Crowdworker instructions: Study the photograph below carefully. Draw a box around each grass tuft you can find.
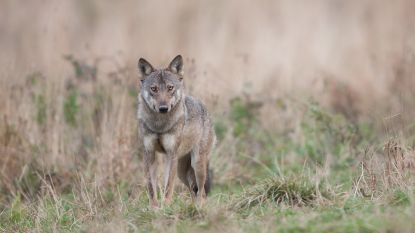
[232,176,329,211]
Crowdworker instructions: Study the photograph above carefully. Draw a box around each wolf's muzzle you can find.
[159,105,169,113]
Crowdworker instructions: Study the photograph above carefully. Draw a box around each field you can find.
[1,1,415,232]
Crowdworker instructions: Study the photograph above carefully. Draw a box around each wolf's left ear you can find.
[168,55,184,76]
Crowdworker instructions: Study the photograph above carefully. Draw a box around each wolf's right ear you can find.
[138,58,154,78]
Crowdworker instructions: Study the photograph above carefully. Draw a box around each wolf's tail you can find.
[204,163,213,195]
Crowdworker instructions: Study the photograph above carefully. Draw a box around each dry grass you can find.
[356,139,415,198]
[1,1,415,232]
[232,176,331,211]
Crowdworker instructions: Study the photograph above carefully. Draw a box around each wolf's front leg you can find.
[144,150,158,208]
[163,153,178,205]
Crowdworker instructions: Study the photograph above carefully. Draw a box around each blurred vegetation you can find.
[0,56,415,233]
[1,0,415,231]
[64,90,79,127]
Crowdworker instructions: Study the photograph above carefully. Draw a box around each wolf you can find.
[137,55,216,207]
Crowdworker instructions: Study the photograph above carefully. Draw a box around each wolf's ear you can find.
[138,58,154,78]
[168,55,184,76]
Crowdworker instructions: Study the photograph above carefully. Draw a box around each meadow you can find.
[1,1,415,232]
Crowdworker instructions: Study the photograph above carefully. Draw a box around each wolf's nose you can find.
[159,106,169,113]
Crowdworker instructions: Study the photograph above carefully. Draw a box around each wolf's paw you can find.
[195,195,206,207]
[164,197,173,206]
[150,200,159,209]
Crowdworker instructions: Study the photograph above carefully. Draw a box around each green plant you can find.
[232,176,329,211]
[229,97,258,137]
[64,90,79,127]
[35,94,47,125]
[300,101,359,165]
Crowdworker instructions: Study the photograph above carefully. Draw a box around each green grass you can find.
[1,68,415,232]
[2,191,414,233]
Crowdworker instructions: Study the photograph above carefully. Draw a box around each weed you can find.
[232,176,328,211]
[64,90,79,127]
[214,120,227,142]
[35,94,47,125]
[229,97,260,137]
[64,55,97,81]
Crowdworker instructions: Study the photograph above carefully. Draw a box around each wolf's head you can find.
[138,55,184,114]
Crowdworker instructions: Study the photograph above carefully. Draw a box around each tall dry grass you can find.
[1,1,415,231]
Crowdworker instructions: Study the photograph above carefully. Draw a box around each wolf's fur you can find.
[137,55,216,207]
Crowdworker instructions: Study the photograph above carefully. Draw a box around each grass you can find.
[232,176,328,211]
[1,56,415,233]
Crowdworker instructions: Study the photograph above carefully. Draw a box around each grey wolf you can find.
[137,55,216,207]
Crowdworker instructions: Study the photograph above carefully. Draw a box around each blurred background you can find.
[1,1,415,231]
[2,0,414,106]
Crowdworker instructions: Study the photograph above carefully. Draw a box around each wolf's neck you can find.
[139,95,185,133]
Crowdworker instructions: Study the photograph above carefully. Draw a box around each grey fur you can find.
[137,55,216,207]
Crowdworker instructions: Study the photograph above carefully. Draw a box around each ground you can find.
[1,64,415,232]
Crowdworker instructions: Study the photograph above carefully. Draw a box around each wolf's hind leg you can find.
[186,167,197,199]
[204,164,212,195]
[178,153,192,195]
[178,153,197,199]
[190,147,207,206]
[177,153,191,187]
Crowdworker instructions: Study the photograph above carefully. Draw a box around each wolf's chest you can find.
[155,122,201,157]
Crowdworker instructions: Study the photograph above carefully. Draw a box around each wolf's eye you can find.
[150,86,158,92]
[167,85,174,91]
